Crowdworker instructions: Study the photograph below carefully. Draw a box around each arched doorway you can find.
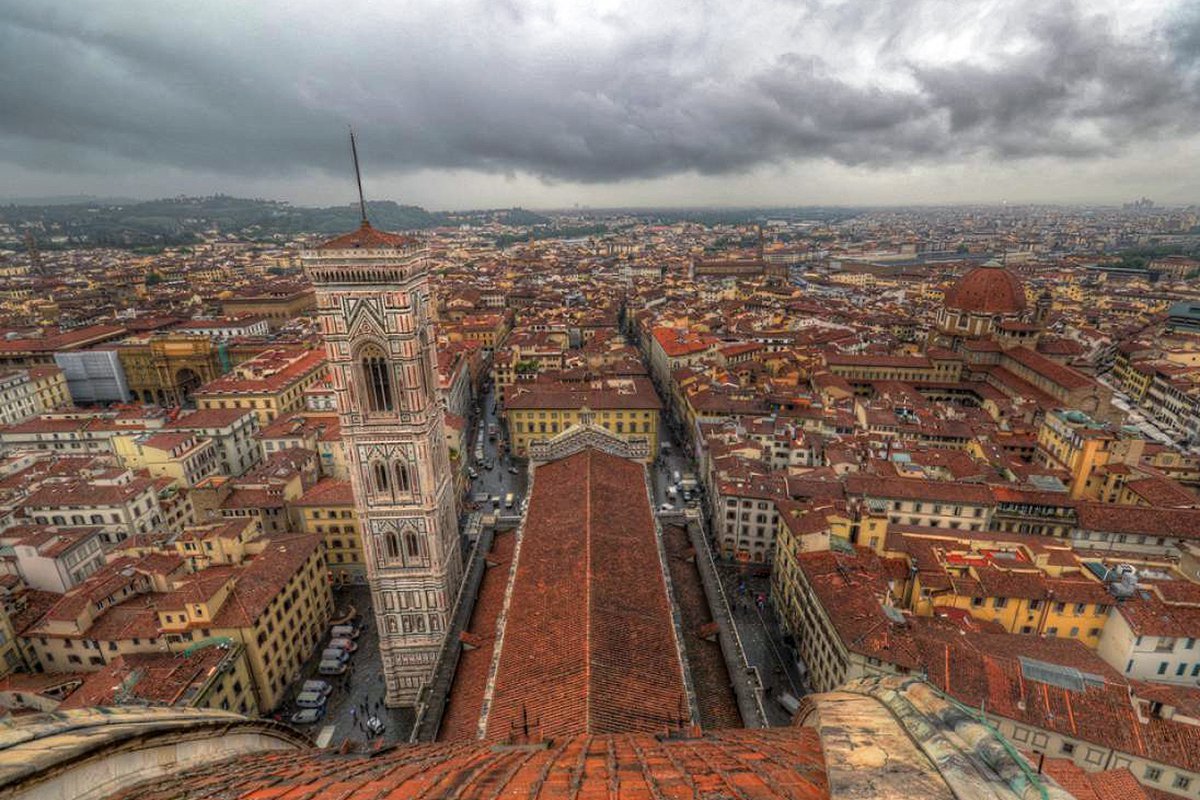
[175,368,203,405]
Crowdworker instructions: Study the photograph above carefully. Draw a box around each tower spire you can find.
[349,127,368,225]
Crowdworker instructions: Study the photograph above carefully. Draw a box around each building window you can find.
[1173,776,1191,791]
[394,461,410,492]
[1144,767,1162,782]
[405,532,420,559]
[373,461,389,493]
[385,532,400,560]
[1060,742,1075,755]
[360,345,394,412]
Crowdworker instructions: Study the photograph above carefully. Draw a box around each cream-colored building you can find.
[112,432,220,488]
[22,528,331,712]
[194,347,327,425]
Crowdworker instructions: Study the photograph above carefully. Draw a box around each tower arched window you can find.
[373,461,390,493]
[394,461,411,492]
[385,532,400,560]
[360,345,394,413]
[405,532,421,559]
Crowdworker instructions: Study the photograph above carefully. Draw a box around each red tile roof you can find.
[944,263,1027,315]
[486,449,689,739]
[437,530,516,742]
[314,221,417,250]
[291,477,354,507]
[108,727,828,800]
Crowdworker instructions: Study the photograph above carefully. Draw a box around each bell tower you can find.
[301,137,462,705]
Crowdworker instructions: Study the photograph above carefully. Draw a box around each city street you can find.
[278,385,527,747]
[280,585,415,746]
[653,408,808,725]
[718,568,807,726]
[466,386,529,514]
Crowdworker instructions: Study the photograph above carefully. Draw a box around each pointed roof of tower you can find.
[314,221,416,251]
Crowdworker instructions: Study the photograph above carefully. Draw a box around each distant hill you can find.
[0,195,141,206]
[0,195,549,249]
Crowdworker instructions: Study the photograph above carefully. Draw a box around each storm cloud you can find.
[0,0,1197,199]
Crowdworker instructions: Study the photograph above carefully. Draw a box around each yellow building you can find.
[23,531,332,713]
[1036,408,1144,499]
[194,347,327,425]
[221,285,315,328]
[0,605,22,677]
[878,530,1112,648]
[1110,352,1154,403]
[450,312,511,354]
[112,431,220,488]
[291,478,364,585]
[504,376,661,461]
[59,643,259,716]
[26,366,69,411]
[257,412,347,479]
[117,335,224,406]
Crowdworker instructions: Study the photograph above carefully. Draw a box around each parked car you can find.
[658,503,674,513]
[302,680,332,697]
[329,637,358,653]
[295,690,327,709]
[365,715,386,735]
[321,648,350,664]
[318,660,347,676]
[330,624,359,640]
[467,467,478,479]
[290,708,324,725]
[507,466,518,474]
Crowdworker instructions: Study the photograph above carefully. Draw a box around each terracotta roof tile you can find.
[486,449,688,740]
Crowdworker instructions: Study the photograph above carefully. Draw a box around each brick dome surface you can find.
[944,263,1027,315]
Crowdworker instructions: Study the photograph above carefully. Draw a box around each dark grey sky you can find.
[1,0,1197,209]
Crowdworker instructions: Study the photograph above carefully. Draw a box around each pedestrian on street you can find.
[350,707,357,720]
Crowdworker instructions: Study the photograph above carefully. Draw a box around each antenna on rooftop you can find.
[349,127,368,225]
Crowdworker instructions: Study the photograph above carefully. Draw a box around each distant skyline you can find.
[2,0,1198,211]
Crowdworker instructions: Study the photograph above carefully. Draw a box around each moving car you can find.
[329,637,358,653]
[290,708,324,725]
[295,690,327,709]
[302,680,332,697]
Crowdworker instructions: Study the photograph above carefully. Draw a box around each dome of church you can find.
[944,261,1027,315]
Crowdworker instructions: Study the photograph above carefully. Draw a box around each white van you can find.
[321,648,349,663]
[504,493,515,509]
[330,624,359,640]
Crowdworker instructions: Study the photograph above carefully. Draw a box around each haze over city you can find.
[4,4,1200,800]
[3,0,1200,208]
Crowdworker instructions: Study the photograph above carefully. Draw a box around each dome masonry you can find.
[943,260,1027,316]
